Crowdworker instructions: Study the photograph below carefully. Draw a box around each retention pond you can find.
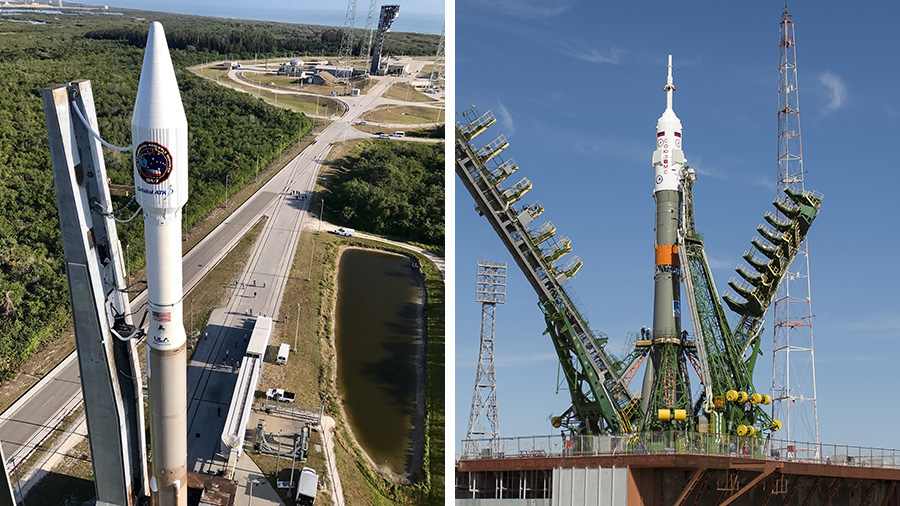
[334,248,426,481]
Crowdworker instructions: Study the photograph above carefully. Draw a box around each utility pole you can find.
[224,173,229,208]
[318,198,324,234]
[294,302,300,352]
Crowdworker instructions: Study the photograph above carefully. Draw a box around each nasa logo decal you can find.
[136,141,173,185]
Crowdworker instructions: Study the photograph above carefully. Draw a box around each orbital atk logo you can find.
[136,141,173,184]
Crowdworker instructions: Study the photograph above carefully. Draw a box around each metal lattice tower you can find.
[772,3,819,448]
[429,22,445,91]
[464,261,506,456]
[338,0,358,79]
[363,0,378,59]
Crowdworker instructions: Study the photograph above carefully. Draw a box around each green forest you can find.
[329,141,444,246]
[0,9,438,380]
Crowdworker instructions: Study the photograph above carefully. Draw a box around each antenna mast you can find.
[464,261,506,456]
[772,2,819,449]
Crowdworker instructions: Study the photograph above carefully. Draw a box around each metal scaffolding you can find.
[771,2,819,448]
[464,261,506,456]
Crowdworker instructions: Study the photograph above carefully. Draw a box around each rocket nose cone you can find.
[134,21,186,126]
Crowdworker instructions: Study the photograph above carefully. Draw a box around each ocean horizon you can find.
[68,1,444,34]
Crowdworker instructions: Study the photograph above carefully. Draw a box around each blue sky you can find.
[73,0,445,34]
[455,0,900,455]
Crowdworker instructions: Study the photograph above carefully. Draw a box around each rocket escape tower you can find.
[772,3,819,447]
[464,261,507,456]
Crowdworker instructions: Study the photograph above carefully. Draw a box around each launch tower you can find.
[369,5,400,75]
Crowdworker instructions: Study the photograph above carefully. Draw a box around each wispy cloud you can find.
[496,100,515,135]
[560,41,622,64]
[556,42,701,68]
[469,0,576,19]
[689,156,776,191]
[819,72,847,115]
[705,254,735,270]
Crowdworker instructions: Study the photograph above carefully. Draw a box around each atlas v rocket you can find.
[640,55,690,416]
[133,22,188,506]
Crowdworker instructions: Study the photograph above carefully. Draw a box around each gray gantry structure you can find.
[369,5,400,76]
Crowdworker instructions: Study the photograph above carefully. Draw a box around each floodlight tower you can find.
[338,0,358,79]
[464,261,506,456]
[772,2,819,448]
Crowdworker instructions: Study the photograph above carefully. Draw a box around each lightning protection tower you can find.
[429,22,445,91]
[772,3,819,449]
[338,0,358,80]
[464,261,506,457]
[363,0,378,60]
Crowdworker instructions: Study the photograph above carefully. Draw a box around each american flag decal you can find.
[152,311,171,322]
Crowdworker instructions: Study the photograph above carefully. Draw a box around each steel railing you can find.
[459,432,900,469]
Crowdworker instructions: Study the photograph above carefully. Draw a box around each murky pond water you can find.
[334,248,424,478]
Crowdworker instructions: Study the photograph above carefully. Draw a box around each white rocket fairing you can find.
[133,21,188,506]
[651,55,685,193]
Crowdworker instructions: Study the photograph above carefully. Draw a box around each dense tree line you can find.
[0,14,309,380]
[329,141,444,246]
[84,13,440,59]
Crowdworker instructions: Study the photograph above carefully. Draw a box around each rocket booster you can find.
[133,21,188,506]
[641,55,687,413]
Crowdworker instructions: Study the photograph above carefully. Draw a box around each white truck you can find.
[296,467,318,505]
[276,343,290,365]
[265,388,295,403]
[333,227,355,237]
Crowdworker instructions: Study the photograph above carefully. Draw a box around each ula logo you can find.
[136,141,173,185]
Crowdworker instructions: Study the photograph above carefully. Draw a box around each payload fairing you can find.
[133,21,188,506]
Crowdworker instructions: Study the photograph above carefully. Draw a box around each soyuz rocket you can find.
[133,22,188,506]
[640,55,691,420]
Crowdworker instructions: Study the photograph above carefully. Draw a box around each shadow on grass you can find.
[24,471,94,506]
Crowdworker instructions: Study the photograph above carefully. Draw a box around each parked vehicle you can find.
[296,467,318,505]
[276,343,290,365]
[265,388,295,403]
[333,227,355,237]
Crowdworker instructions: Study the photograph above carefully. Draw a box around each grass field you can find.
[361,105,444,125]
[384,82,437,103]
[188,65,343,117]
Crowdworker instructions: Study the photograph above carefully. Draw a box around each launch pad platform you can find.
[456,434,900,505]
